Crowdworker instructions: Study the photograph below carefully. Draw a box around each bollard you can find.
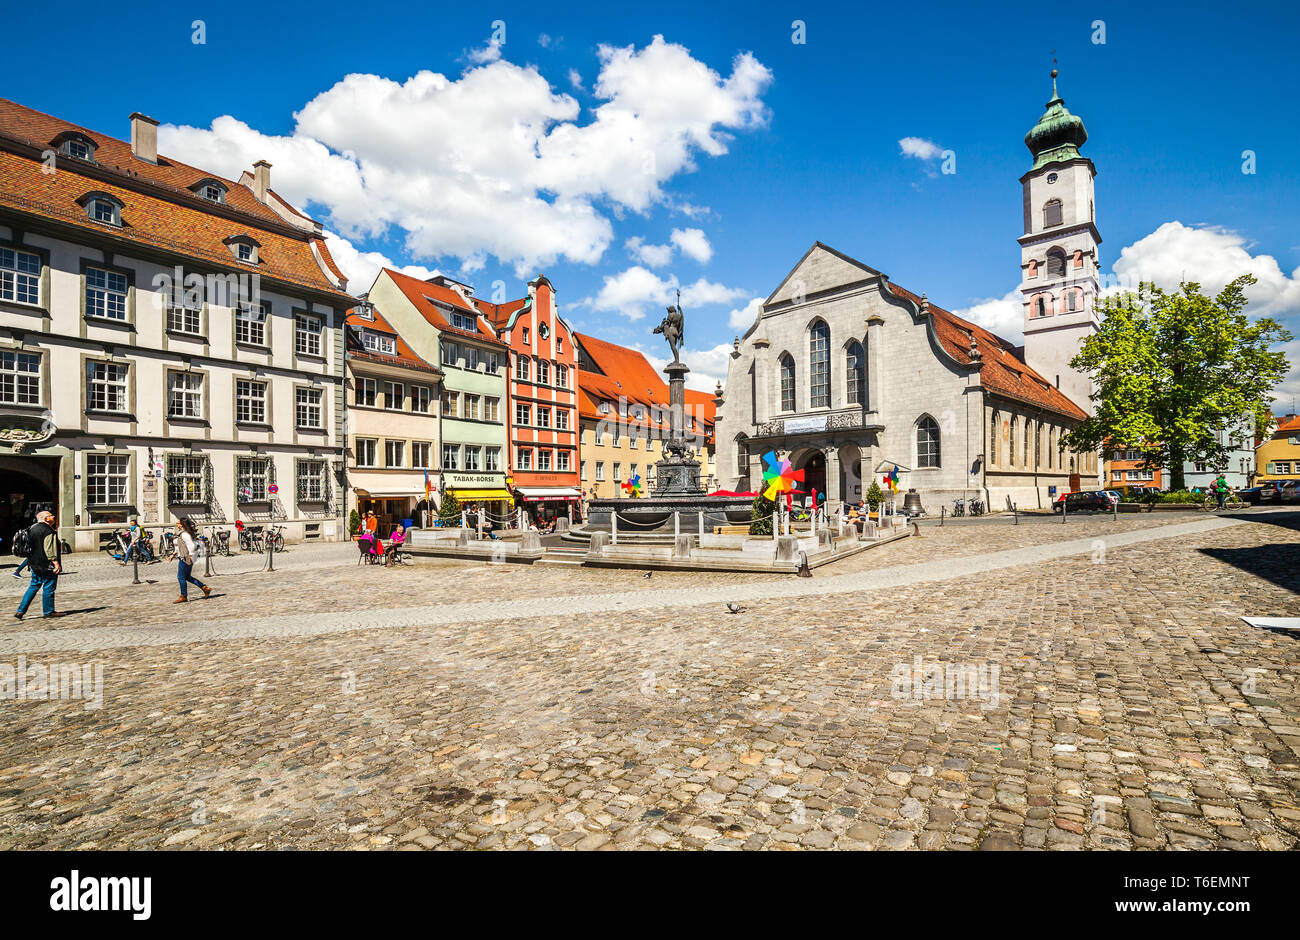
[1061,500,1067,524]
[611,512,618,545]
[771,510,778,541]
[1014,504,1019,525]
[204,542,212,577]
[940,505,945,527]
[1113,498,1118,522]
[698,510,704,536]
[673,511,680,538]
[132,551,141,585]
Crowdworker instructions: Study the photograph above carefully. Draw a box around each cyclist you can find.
[1213,474,1229,510]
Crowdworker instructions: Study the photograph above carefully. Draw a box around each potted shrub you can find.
[865,481,884,519]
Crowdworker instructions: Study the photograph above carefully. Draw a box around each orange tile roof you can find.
[576,333,716,434]
[345,307,442,375]
[0,98,350,301]
[1275,415,1300,434]
[888,283,1087,420]
[383,268,508,347]
[477,296,529,328]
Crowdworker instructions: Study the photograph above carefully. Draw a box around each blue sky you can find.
[7,0,1299,398]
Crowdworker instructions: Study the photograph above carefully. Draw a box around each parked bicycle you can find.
[967,496,985,516]
[205,526,232,556]
[264,524,286,553]
[952,498,966,517]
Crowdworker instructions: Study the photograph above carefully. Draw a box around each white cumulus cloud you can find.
[581,266,748,320]
[898,136,943,160]
[158,36,772,279]
[670,227,713,263]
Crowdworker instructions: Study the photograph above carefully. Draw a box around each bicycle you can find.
[265,524,286,553]
[1203,493,1245,512]
[967,496,985,516]
[206,527,232,556]
[952,498,965,517]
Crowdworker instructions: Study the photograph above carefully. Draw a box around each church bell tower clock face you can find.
[1018,68,1101,419]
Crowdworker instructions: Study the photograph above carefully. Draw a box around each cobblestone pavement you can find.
[0,511,1296,850]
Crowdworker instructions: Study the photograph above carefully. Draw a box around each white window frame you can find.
[87,361,128,412]
[86,453,128,506]
[167,371,203,419]
[86,267,128,321]
[0,350,42,405]
[0,248,41,305]
[235,379,267,424]
[296,387,323,429]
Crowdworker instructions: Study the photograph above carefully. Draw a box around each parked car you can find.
[1280,481,1299,503]
[1101,490,1123,507]
[1052,491,1113,514]
[1237,485,1275,505]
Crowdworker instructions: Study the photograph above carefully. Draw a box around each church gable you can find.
[764,242,882,307]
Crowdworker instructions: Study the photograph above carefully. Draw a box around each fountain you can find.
[584,295,753,535]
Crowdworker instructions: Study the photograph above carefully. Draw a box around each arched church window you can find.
[1043,199,1063,227]
[990,410,999,466]
[779,353,795,412]
[808,320,830,408]
[1065,289,1079,312]
[1033,296,1048,318]
[1009,416,1018,466]
[846,340,865,406]
[1047,248,1067,278]
[916,416,940,468]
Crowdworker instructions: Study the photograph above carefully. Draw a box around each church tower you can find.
[1019,69,1100,417]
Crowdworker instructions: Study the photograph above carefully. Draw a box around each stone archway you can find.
[788,447,827,503]
[838,443,863,501]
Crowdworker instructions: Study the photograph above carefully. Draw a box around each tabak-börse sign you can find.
[443,471,505,488]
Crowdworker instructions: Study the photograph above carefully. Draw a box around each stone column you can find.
[865,315,884,417]
[825,448,841,504]
[752,337,771,425]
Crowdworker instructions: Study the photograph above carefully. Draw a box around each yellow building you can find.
[1255,414,1300,483]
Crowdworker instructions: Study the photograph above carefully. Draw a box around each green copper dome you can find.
[1025,69,1088,170]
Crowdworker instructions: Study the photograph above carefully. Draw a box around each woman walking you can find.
[173,517,212,603]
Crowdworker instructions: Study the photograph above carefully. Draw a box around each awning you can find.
[448,488,514,501]
[515,486,582,501]
[357,491,424,500]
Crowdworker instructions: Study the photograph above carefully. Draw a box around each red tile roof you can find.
[1275,415,1300,434]
[477,296,529,328]
[888,283,1088,421]
[0,98,350,301]
[576,333,716,434]
[345,308,442,375]
[382,268,508,347]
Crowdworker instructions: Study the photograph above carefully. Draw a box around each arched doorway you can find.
[0,457,59,550]
[790,450,826,502]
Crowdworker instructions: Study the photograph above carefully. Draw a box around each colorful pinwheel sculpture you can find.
[621,474,643,498]
[882,464,900,494]
[761,450,805,502]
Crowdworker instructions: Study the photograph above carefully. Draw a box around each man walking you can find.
[15,510,64,620]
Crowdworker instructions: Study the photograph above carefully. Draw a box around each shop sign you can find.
[444,472,505,488]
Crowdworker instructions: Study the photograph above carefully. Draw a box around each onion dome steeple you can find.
[1024,69,1088,170]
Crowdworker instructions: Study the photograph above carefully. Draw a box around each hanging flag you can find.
[423,468,432,503]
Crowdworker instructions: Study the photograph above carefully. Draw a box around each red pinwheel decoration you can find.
[761,450,804,502]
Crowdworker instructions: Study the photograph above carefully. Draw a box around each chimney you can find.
[252,160,272,202]
[129,112,159,163]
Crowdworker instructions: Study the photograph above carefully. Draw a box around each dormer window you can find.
[223,235,260,264]
[361,330,395,355]
[449,310,477,332]
[189,178,229,204]
[56,133,97,162]
[77,192,124,226]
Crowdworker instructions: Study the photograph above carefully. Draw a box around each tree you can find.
[864,480,885,510]
[438,489,462,524]
[348,509,361,537]
[748,490,776,535]
[1062,276,1291,491]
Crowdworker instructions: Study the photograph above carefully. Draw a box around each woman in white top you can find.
[173,516,211,603]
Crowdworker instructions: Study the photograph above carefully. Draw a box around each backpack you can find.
[11,526,32,558]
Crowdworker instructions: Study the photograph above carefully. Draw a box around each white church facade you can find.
[715,71,1101,511]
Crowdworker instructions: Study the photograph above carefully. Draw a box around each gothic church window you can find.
[846,340,865,406]
[779,353,795,412]
[808,320,830,408]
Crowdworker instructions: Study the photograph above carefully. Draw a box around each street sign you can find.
[267,483,279,495]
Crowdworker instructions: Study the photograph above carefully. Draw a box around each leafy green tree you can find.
[1062,276,1291,491]
[748,491,776,535]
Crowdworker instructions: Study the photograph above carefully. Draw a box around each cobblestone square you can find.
[0,510,1296,851]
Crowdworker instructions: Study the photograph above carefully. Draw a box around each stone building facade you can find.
[715,73,1104,512]
[0,98,353,549]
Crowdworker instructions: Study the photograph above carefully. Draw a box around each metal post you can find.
[1061,500,1067,524]
[132,551,141,585]
[940,505,945,527]
[266,533,274,571]
[771,510,778,541]
[204,539,212,577]
[1013,503,1019,525]
[1113,498,1118,522]
[477,514,484,540]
